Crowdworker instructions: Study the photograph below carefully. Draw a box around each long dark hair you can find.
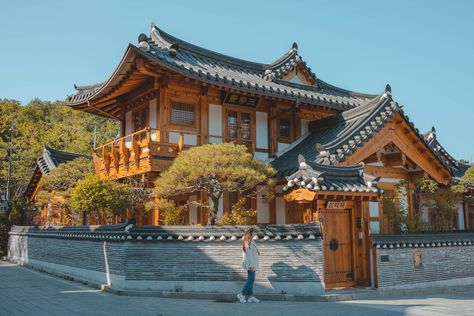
[242,227,254,253]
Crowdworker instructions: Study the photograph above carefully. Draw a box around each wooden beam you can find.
[364,165,408,179]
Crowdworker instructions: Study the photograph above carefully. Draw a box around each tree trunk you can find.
[82,211,87,225]
[208,193,220,226]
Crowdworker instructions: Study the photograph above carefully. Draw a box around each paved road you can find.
[1,261,473,316]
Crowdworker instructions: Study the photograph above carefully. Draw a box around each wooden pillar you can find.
[152,194,160,226]
[158,78,168,142]
[269,198,276,224]
[407,175,416,217]
[464,201,470,230]
[268,102,278,156]
[200,87,209,145]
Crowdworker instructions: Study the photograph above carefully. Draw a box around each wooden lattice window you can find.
[279,118,291,139]
[170,102,195,126]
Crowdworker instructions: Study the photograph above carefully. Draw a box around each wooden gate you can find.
[320,208,355,287]
[285,202,308,224]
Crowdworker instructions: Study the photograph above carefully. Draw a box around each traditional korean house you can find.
[66,23,470,288]
[24,146,90,225]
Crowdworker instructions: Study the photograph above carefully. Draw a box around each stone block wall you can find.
[373,233,474,290]
[8,224,324,295]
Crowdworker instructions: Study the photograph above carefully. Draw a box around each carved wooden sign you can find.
[224,92,259,108]
[284,188,316,202]
[326,201,346,209]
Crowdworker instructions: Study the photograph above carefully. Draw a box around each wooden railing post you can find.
[120,138,130,169]
[132,135,141,169]
[102,146,111,174]
[111,142,120,172]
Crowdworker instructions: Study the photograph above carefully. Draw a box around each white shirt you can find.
[242,241,259,271]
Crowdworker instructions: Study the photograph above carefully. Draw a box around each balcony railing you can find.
[92,127,200,179]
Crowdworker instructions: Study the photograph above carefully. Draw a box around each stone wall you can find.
[373,233,474,290]
[8,224,324,295]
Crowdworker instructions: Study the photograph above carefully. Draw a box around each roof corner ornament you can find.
[298,154,308,170]
[138,33,150,51]
[426,126,437,142]
[169,43,179,57]
[292,42,298,51]
[316,143,331,165]
[381,83,392,100]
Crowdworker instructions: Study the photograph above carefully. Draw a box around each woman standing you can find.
[237,227,260,303]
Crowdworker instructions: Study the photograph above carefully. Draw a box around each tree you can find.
[71,176,132,224]
[0,98,119,204]
[217,198,257,225]
[0,213,11,257]
[154,143,275,225]
[156,199,187,225]
[35,157,95,225]
[452,165,474,199]
[8,196,37,225]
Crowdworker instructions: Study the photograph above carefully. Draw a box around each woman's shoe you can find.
[247,296,260,303]
[237,293,246,303]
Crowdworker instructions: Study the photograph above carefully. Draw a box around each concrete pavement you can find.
[1,261,473,316]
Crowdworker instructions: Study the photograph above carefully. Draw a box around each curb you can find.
[11,261,474,302]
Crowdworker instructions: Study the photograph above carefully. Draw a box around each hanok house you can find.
[24,146,90,225]
[66,23,471,288]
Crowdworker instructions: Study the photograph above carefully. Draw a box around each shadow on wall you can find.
[270,262,321,283]
[8,223,324,295]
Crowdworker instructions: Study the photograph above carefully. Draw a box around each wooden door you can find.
[285,202,307,224]
[224,108,255,152]
[320,208,354,287]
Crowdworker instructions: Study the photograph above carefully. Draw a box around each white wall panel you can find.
[209,104,222,138]
[149,99,157,140]
[301,119,309,135]
[256,186,269,224]
[256,111,268,149]
[189,195,198,225]
[276,197,286,224]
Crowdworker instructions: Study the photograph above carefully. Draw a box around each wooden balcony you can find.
[92,127,199,179]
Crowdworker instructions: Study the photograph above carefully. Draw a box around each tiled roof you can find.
[271,86,452,179]
[423,126,469,179]
[24,147,91,199]
[68,23,377,109]
[38,146,90,175]
[282,155,380,194]
[372,233,474,249]
[11,223,322,242]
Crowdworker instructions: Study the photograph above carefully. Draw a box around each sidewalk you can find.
[14,259,474,303]
[1,261,474,316]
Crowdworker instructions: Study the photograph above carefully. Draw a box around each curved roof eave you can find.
[67,44,140,107]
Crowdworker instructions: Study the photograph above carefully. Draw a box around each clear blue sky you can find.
[1,0,473,161]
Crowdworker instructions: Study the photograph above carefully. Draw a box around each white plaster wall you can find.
[256,112,268,149]
[149,99,157,140]
[217,196,223,218]
[457,202,466,230]
[189,195,198,225]
[276,197,286,224]
[125,111,133,135]
[256,186,269,224]
[209,104,222,142]
[288,76,305,85]
[419,198,431,224]
[169,132,197,145]
[254,152,268,161]
[278,142,291,153]
[301,119,309,136]
[125,111,133,148]
[369,201,379,217]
